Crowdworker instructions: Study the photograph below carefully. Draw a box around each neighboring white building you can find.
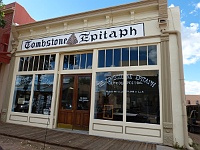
[1,0,192,148]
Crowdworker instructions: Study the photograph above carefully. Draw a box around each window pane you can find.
[98,50,105,68]
[33,56,39,71]
[94,72,123,121]
[139,46,147,65]
[23,57,29,71]
[18,57,24,71]
[122,48,129,66]
[28,56,34,71]
[114,48,121,67]
[69,55,75,70]
[38,55,44,70]
[148,45,157,65]
[49,54,56,70]
[126,70,159,124]
[12,75,33,113]
[80,54,86,69]
[74,54,80,69]
[60,76,74,110]
[86,53,93,69]
[44,55,50,70]
[31,74,54,115]
[63,55,69,70]
[130,47,138,66]
[106,49,113,67]
[77,76,91,110]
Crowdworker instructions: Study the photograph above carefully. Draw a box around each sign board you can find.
[22,23,144,50]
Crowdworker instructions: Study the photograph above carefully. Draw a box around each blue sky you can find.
[3,0,200,95]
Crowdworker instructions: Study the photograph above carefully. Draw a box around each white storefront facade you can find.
[3,0,192,148]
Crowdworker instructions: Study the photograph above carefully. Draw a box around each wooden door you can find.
[57,74,91,130]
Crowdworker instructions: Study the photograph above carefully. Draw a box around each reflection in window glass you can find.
[28,57,34,71]
[60,76,74,110]
[63,55,69,70]
[122,48,129,66]
[94,72,123,121]
[44,55,50,70]
[31,74,54,115]
[139,46,147,66]
[80,54,86,69]
[49,55,56,70]
[33,56,39,71]
[23,57,29,71]
[12,75,33,113]
[130,47,138,66]
[39,55,44,70]
[106,49,113,67]
[114,48,121,67]
[19,58,24,71]
[74,54,80,69]
[126,70,159,124]
[98,50,105,68]
[77,76,91,110]
[148,45,157,65]
[19,55,56,71]
[86,53,93,69]
[63,53,93,70]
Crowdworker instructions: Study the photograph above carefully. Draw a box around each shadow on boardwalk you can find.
[0,122,157,150]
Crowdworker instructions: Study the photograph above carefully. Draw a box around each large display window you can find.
[11,54,56,115]
[12,75,33,113]
[94,72,123,121]
[126,70,159,124]
[94,45,159,124]
[31,74,54,115]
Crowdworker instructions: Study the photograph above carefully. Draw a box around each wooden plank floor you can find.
[0,122,157,150]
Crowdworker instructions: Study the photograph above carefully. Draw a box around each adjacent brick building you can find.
[0,2,35,119]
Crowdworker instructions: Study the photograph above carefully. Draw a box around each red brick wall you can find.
[0,11,13,52]
[0,2,35,53]
[14,3,35,25]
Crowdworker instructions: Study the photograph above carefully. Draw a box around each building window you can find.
[31,74,54,115]
[12,54,56,115]
[94,71,123,121]
[12,75,33,113]
[12,74,54,115]
[187,100,191,104]
[196,100,199,105]
[98,45,157,68]
[18,54,56,71]
[126,70,159,124]
[63,52,93,70]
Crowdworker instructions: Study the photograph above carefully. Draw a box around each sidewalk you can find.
[0,122,177,150]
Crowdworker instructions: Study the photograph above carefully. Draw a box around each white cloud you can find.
[181,22,200,64]
[169,4,175,8]
[190,2,200,14]
[185,81,200,94]
[196,2,200,9]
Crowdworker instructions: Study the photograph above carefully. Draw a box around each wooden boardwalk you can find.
[0,122,157,150]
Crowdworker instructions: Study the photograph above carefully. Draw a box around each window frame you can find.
[93,43,160,125]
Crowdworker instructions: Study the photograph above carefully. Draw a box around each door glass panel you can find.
[61,76,74,109]
[77,76,91,110]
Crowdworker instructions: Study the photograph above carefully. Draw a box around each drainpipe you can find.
[161,30,194,150]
